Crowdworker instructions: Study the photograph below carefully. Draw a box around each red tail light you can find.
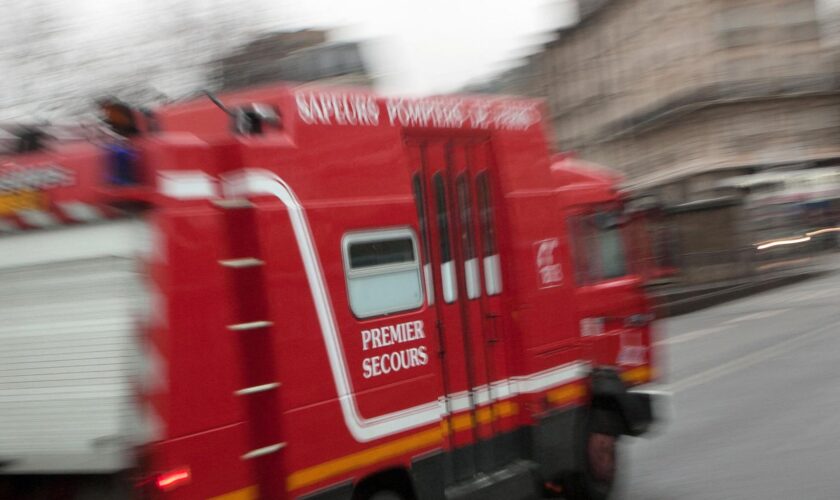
[156,467,191,492]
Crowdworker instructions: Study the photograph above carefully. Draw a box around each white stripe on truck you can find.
[221,169,587,442]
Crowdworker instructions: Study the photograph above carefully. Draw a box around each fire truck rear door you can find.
[407,137,507,481]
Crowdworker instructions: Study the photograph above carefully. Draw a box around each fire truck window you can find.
[457,174,481,299]
[433,174,452,262]
[477,172,502,295]
[595,212,628,279]
[343,229,424,318]
[433,173,457,303]
[349,238,414,268]
[569,211,628,285]
[412,174,434,305]
[456,175,476,259]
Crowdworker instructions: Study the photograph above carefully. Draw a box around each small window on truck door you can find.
[477,172,502,295]
[456,174,481,299]
[412,174,434,305]
[434,173,458,303]
[343,229,424,318]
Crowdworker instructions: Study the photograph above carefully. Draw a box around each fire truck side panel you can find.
[241,138,449,495]
[160,208,245,438]
[141,86,658,499]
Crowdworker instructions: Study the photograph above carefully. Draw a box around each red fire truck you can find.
[0,85,662,500]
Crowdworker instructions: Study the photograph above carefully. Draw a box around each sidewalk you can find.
[650,252,840,318]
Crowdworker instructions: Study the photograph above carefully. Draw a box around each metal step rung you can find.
[219,258,265,269]
[242,442,286,460]
[235,382,280,396]
[212,198,254,209]
[227,320,273,331]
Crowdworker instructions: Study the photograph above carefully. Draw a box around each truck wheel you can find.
[562,409,621,500]
[369,490,405,500]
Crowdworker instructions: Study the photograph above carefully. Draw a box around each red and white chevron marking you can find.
[0,201,114,232]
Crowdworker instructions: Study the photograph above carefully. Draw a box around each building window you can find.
[343,228,424,318]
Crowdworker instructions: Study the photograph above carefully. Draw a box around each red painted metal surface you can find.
[3,85,658,499]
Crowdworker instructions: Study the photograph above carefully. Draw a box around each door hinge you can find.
[435,319,446,356]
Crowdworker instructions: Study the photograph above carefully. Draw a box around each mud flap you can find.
[590,368,656,437]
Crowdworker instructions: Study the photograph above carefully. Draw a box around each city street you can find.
[619,261,840,499]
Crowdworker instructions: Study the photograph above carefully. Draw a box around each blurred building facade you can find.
[537,0,840,206]
[496,0,840,285]
[216,30,373,90]
[462,54,546,97]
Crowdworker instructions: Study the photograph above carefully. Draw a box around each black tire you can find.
[369,490,405,500]
[561,409,622,500]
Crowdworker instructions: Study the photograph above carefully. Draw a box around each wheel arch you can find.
[352,466,417,500]
[590,367,653,436]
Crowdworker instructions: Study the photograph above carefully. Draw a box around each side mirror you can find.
[232,104,281,135]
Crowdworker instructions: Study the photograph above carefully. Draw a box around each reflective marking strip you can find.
[242,443,286,460]
[219,258,265,268]
[483,254,502,295]
[286,427,443,491]
[209,486,258,500]
[18,209,59,228]
[477,400,517,423]
[447,413,474,433]
[547,382,586,406]
[447,391,472,413]
[423,263,435,305]
[514,362,589,394]
[158,170,218,199]
[57,201,103,222]
[288,400,521,492]
[464,257,481,299]
[235,383,280,396]
[441,260,457,303]
[621,365,652,385]
[443,400,519,433]
[227,321,273,331]
[212,199,255,209]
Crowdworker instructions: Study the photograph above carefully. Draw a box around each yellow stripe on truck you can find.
[547,383,586,406]
[286,426,444,491]
[209,485,258,500]
[621,365,651,385]
[289,400,520,491]
[214,399,525,496]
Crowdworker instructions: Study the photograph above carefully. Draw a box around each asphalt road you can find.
[617,262,840,500]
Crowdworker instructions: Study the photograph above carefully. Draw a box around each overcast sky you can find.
[0,0,574,120]
[6,0,837,120]
[272,0,575,93]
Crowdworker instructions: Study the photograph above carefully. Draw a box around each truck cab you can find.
[552,155,656,385]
